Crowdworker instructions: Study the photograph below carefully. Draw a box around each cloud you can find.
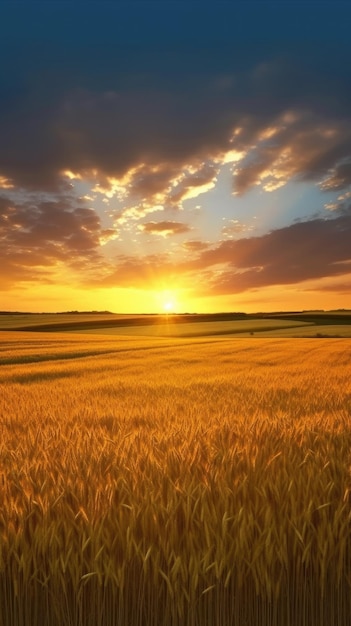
[114,204,165,227]
[1,39,350,200]
[307,279,351,294]
[192,215,351,294]
[139,221,191,237]
[221,220,253,238]
[80,103,351,216]
[94,161,219,216]
[169,163,219,204]
[89,213,351,296]
[320,160,351,191]
[0,176,14,189]
[182,240,211,252]
[233,113,351,195]
[51,91,350,206]
[117,163,179,203]
[324,192,351,214]
[0,194,107,288]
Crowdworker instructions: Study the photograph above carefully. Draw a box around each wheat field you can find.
[0,331,351,625]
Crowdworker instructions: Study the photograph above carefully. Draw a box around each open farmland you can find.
[68,318,315,338]
[1,332,351,625]
[1,310,351,337]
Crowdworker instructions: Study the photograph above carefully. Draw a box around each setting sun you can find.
[162,290,178,312]
[156,289,180,313]
[163,300,175,312]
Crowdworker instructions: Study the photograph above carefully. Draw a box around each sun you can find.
[159,290,178,313]
[163,300,175,312]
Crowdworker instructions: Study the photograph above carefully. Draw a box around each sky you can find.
[1,0,351,314]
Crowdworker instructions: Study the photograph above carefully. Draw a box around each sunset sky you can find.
[1,1,351,313]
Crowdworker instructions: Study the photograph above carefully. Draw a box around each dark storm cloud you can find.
[0,2,350,194]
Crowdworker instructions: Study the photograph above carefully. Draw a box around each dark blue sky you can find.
[2,2,350,95]
[1,1,351,312]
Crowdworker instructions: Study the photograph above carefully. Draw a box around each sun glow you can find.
[159,290,178,313]
[163,300,175,312]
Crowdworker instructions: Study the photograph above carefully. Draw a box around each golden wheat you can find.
[0,332,350,625]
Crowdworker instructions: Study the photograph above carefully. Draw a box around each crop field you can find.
[68,319,315,338]
[1,331,351,625]
[1,310,351,338]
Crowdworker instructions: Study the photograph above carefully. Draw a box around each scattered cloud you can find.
[139,221,191,237]
[324,191,351,214]
[233,113,351,195]
[114,204,165,226]
[169,163,219,204]
[182,240,211,253]
[221,220,253,238]
[0,175,14,189]
[319,160,351,191]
